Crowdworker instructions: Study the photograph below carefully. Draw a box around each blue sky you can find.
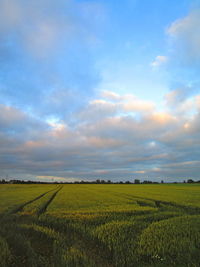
[0,0,200,182]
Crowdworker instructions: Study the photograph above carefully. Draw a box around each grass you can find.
[1,183,200,266]
[0,184,56,214]
[138,215,200,266]
[0,236,12,267]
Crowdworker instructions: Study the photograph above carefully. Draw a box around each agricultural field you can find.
[1,184,200,266]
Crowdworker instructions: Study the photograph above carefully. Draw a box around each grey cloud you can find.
[0,104,49,141]
[167,9,200,65]
[1,93,200,181]
[165,9,200,108]
[0,0,104,56]
[0,0,104,117]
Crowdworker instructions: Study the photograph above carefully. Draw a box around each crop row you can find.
[1,184,200,266]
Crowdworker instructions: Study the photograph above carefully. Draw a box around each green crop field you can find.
[1,184,200,266]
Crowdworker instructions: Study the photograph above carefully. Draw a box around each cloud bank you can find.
[0,89,200,182]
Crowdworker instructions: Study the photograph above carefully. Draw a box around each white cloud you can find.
[165,89,186,106]
[122,95,155,113]
[164,88,199,115]
[101,90,121,101]
[167,9,200,62]
[195,95,200,109]
[151,55,168,67]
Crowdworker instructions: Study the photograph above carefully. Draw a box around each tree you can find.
[134,179,140,184]
[143,180,152,184]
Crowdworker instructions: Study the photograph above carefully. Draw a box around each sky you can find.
[0,0,200,182]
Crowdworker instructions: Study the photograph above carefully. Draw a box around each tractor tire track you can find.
[132,195,200,215]
[37,186,63,216]
[9,186,60,215]
[108,190,200,215]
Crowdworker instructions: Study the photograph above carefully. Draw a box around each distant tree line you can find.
[0,179,51,184]
[0,178,199,184]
